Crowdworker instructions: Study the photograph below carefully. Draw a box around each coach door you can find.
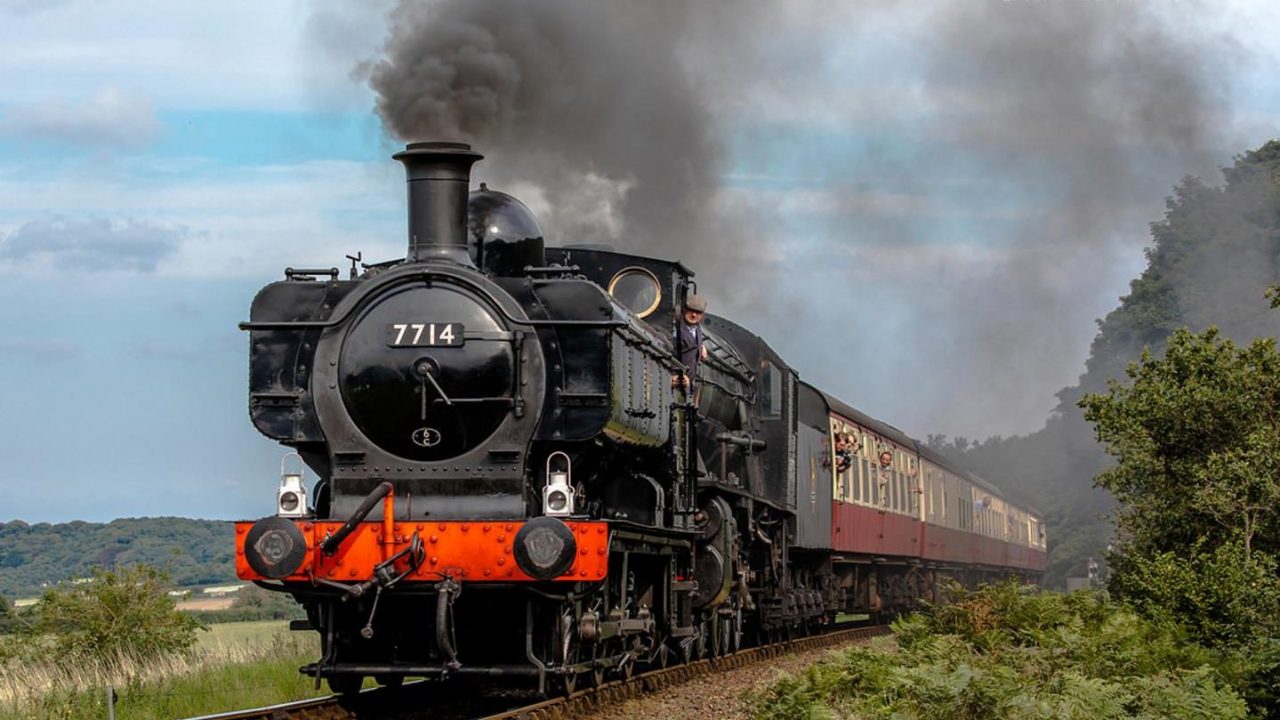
[793,384,832,548]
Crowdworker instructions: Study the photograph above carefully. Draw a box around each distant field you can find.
[177,597,235,611]
[200,620,311,652]
[0,619,326,720]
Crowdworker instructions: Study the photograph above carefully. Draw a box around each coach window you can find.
[884,449,894,510]
[845,430,855,503]
[870,439,881,506]
[845,426,856,502]
[831,426,841,500]
[901,454,910,515]
[907,458,919,516]
[926,468,936,517]
[939,478,948,526]
[896,451,906,513]
[888,451,897,511]
[843,445,854,502]
[894,451,904,512]
[860,434,871,505]
[853,433,864,503]
[901,455,909,514]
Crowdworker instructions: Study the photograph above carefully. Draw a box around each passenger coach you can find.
[793,384,1046,617]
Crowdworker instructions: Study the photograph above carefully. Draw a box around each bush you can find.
[1111,539,1280,648]
[32,565,202,669]
[751,582,1250,720]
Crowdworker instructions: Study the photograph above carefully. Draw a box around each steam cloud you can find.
[363,0,1250,438]
[862,0,1241,436]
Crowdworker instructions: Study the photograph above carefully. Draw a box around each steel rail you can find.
[478,623,890,720]
[180,623,890,720]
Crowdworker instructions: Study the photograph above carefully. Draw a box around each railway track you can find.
[185,624,890,720]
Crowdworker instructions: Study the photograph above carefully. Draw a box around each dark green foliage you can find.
[0,517,236,598]
[1112,540,1280,648]
[31,565,203,668]
[1080,327,1280,715]
[1082,329,1280,561]
[751,583,1249,720]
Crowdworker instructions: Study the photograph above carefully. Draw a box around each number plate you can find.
[386,323,465,347]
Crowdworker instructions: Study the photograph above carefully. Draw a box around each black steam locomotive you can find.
[236,142,1044,695]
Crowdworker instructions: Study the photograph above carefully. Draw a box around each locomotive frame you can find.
[234,141,1046,695]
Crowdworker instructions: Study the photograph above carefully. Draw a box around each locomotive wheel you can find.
[554,611,580,696]
[554,668,578,696]
[326,674,364,695]
[616,639,636,680]
[589,644,607,687]
[716,613,740,654]
[732,607,743,651]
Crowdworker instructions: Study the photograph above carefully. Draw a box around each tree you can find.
[33,564,203,668]
[1081,328,1280,563]
[1081,328,1280,715]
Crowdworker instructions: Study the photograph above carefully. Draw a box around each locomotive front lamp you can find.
[245,516,308,579]
[542,451,575,517]
[277,453,309,518]
[513,517,577,580]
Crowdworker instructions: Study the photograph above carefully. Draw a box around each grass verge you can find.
[0,621,327,720]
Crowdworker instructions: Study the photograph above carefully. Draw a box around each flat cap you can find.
[684,294,708,313]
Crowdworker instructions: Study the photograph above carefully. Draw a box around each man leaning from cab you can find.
[674,294,709,392]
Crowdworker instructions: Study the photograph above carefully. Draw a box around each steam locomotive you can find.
[235,142,1046,695]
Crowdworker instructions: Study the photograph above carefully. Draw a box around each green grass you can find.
[0,621,331,720]
[834,613,870,623]
[196,620,302,650]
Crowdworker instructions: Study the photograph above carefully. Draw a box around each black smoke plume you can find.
[367,1,781,296]
[364,0,1250,439]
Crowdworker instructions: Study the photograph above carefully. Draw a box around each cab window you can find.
[760,362,783,417]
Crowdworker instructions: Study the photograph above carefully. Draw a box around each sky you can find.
[1,0,1278,523]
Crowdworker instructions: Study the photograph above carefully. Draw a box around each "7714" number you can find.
[386,323,464,347]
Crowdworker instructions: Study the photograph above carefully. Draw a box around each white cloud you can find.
[0,86,160,146]
[0,216,184,272]
[0,159,408,278]
[0,1,387,112]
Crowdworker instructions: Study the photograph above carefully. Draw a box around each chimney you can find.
[393,141,483,265]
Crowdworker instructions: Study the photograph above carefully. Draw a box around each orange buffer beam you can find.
[236,520,610,584]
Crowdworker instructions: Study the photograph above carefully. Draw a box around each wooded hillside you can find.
[0,518,235,599]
